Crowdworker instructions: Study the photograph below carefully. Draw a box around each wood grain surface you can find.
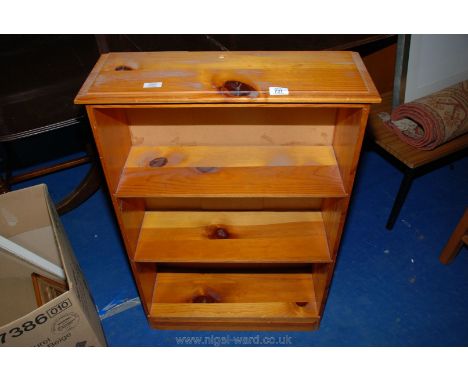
[117,165,346,198]
[150,272,318,324]
[134,211,332,264]
[75,51,381,104]
[79,50,379,330]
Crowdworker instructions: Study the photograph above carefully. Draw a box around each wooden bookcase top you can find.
[75,51,381,105]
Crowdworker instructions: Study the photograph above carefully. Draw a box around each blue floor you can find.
[13,148,468,346]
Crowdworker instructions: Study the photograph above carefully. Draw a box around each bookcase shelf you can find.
[76,51,380,331]
[149,272,319,329]
[134,211,332,264]
[116,145,347,198]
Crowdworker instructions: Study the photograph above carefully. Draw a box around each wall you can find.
[405,34,468,102]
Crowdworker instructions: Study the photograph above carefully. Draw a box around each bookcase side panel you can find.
[87,106,152,313]
[317,106,371,317]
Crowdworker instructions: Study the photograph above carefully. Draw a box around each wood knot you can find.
[192,294,217,303]
[219,80,257,97]
[214,227,229,239]
[196,166,218,174]
[206,225,230,239]
[115,65,133,71]
[149,157,168,167]
[295,302,309,307]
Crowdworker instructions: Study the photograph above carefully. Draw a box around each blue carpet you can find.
[13,149,468,346]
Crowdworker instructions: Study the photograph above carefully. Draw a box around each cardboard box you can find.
[0,184,106,346]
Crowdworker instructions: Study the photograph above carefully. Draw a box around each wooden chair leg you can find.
[386,167,415,230]
[56,163,101,215]
[439,209,468,264]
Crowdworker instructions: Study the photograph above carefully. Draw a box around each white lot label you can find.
[269,87,289,95]
[143,82,163,88]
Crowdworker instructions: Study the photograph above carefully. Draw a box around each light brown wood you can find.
[117,165,346,198]
[368,92,468,169]
[334,107,370,192]
[118,198,145,256]
[91,103,370,110]
[151,303,317,322]
[321,198,349,260]
[77,51,379,331]
[125,145,337,168]
[150,272,318,324]
[76,54,111,102]
[439,209,468,264]
[317,103,370,315]
[118,134,346,199]
[87,107,132,192]
[132,263,156,312]
[311,263,331,312]
[149,320,319,331]
[127,106,336,146]
[134,211,332,264]
[153,272,316,304]
[86,106,155,315]
[75,51,381,105]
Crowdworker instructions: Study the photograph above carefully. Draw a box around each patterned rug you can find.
[381,80,468,150]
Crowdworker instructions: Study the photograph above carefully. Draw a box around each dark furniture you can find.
[0,35,101,214]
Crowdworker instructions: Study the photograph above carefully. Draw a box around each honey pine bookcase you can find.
[76,51,380,331]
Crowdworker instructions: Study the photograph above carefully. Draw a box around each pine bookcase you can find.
[76,51,380,331]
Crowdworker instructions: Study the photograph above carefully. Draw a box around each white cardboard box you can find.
[0,184,106,346]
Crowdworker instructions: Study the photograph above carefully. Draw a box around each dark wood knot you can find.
[220,80,257,97]
[206,225,231,240]
[196,166,218,174]
[295,302,308,307]
[115,65,133,71]
[214,227,229,239]
[149,157,168,167]
[192,294,217,303]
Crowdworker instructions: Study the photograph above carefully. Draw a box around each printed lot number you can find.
[269,87,289,95]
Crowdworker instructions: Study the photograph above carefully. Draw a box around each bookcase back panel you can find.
[127,107,336,147]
